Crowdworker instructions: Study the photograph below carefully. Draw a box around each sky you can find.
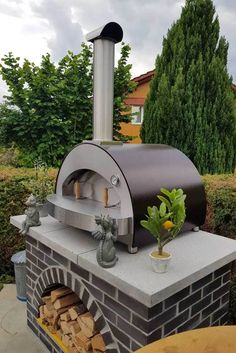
[0,0,235,99]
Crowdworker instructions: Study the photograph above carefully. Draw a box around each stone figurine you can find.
[92,215,118,268]
[20,194,41,235]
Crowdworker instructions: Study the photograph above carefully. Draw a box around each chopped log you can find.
[68,347,79,353]
[77,312,96,338]
[69,307,78,321]
[42,295,51,304]
[46,318,53,327]
[79,312,95,330]
[72,337,88,353]
[74,331,92,350]
[42,295,54,312]
[68,338,76,348]
[69,304,86,320]
[56,329,62,340]
[46,300,54,312]
[53,304,75,319]
[61,321,72,335]
[91,334,106,352]
[62,334,71,347]
[39,305,45,319]
[60,311,71,322]
[52,305,76,327]
[42,318,49,326]
[54,293,79,310]
[44,305,53,319]
[70,322,81,336]
[51,286,73,303]
[48,325,57,334]
[61,320,77,334]
[78,348,87,353]
[52,319,60,331]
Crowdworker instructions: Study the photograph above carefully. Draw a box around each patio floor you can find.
[0,284,48,353]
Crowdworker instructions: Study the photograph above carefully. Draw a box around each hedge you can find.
[0,176,28,277]
[202,173,236,240]
[0,167,57,278]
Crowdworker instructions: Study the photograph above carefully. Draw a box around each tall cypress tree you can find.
[141,0,236,174]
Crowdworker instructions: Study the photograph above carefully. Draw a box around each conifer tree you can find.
[141,0,236,174]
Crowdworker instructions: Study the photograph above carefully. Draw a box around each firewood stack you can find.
[39,286,106,353]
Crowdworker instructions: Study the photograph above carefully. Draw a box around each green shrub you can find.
[0,274,15,283]
[0,177,29,276]
[0,168,57,277]
[202,173,236,324]
[202,173,236,239]
[0,145,20,166]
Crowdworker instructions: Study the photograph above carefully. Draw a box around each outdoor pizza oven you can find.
[47,22,206,253]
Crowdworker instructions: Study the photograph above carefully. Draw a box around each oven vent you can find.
[86,22,123,143]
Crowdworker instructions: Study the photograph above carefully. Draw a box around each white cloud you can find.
[0,0,49,63]
[30,0,84,61]
[0,0,235,101]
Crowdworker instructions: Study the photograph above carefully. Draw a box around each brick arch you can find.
[33,266,120,353]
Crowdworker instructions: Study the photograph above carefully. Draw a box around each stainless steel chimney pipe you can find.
[86,22,123,142]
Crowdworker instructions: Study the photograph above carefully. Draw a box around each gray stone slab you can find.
[78,230,236,306]
[11,215,236,307]
[11,214,68,233]
[11,215,97,263]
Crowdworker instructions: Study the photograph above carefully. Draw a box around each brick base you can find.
[26,235,231,353]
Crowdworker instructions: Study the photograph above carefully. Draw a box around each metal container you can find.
[48,142,206,253]
[11,250,26,301]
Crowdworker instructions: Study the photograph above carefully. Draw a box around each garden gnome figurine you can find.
[92,215,118,268]
[20,194,41,235]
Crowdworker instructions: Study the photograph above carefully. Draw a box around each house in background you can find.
[121,70,236,144]
[120,70,154,144]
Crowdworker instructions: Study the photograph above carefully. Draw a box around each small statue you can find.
[20,194,41,235]
[92,215,118,268]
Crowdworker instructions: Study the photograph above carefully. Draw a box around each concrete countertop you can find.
[11,215,236,307]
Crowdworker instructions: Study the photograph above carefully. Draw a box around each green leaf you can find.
[159,202,166,217]
[157,195,171,210]
[147,206,153,217]
[160,188,171,198]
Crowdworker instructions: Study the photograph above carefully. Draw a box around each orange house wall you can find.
[120,81,150,144]
[128,81,150,98]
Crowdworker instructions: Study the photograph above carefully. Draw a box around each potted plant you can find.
[22,159,54,217]
[141,188,186,273]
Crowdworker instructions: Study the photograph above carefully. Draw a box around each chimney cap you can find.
[86,22,123,43]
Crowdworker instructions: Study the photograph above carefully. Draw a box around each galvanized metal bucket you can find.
[11,250,27,301]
